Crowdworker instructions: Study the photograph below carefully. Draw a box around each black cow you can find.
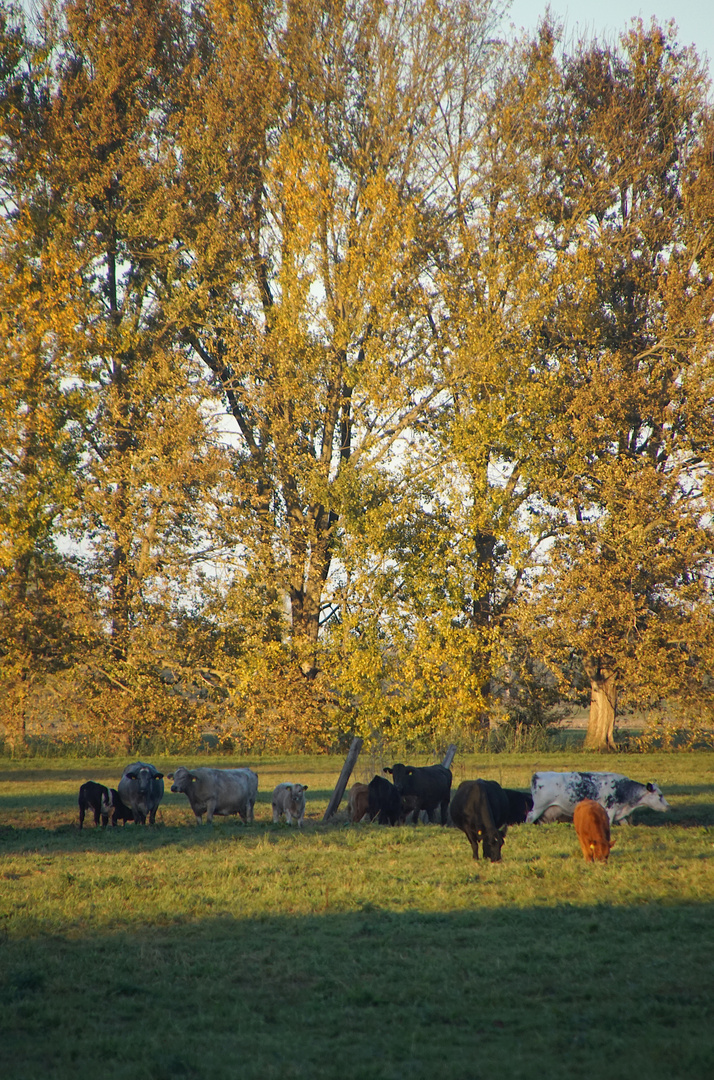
[78,781,112,829]
[384,763,452,825]
[502,788,534,825]
[450,779,510,862]
[110,788,134,826]
[368,775,402,825]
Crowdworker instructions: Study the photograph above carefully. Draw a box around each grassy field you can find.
[2,750,713,1080]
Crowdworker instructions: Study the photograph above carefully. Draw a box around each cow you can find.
[368,775,402,825]
[450,779,510,862]
[109,788,134,826]
[526,771,670,825]
[117,761,165,826]
[573,799,615,863]
[168,766,258,825]
[383,763,452,825]
[78,781,112,829]
[347,782,370,823]
[272,782,308,827]
[502,788,534,825]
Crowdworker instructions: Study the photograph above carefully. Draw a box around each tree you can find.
[512,23,714,747]
[44,0,225,671]
[0,3,92,746]
[173,0,503,691]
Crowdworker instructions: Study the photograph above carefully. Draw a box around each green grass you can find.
[2,751,714,1079]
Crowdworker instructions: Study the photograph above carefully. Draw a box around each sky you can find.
[504,0,714,74]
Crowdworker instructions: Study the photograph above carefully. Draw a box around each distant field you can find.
[2,751,713,1080]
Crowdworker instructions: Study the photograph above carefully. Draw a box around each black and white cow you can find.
[526,771,670,825]
[117,762,164,826]
[78,781,113,829]
[383,763,452,825]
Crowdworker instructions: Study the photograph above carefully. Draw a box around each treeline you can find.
[1,0,713,755]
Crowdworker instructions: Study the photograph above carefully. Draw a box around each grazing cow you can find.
[347,782,370,823]
[117,762,165,826]
[78,781,112,829]
[573,799,615,863]
[109,788,134,826]
[502,788,534,825]
[272,782,309,827]
[450,779,510,862]
[383,763,452,825]
[168,766,258,825]
[368,775,402,825]
[526,771,670,825]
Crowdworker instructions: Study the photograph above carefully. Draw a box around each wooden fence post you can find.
[442,744,457,770]
[322,736,363,822]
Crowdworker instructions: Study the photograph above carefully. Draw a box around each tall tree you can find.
[526,24,714,747]
[175,0,503,683]
[45,0,223,670]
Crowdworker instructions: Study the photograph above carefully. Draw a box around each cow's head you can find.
[170,766,194,794]
[384,764,409,792]
[644,782,669,812]
[482,829,504,862]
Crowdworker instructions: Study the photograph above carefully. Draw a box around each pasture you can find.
[1,750,713,1080]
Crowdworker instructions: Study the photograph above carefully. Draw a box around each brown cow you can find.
[347,782,370,822]
[573,799,615,863]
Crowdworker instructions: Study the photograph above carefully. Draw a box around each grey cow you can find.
[272,782,308,826]
[117,762,164,825]
[169,766,258,825]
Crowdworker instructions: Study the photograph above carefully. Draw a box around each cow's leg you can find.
[78,803,85,829]
[285,808,293,825]
[205,798,217,825]
[93,806,101,826]
[101,813,109,828]
[194,812,203,825]
[247,799,255,824]
[272,803,279,824]
[440,799,449,825]
[465,826,480,859]
[149,807,157,825]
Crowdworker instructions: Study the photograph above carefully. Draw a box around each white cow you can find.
[168,766,258,825]
[271,782,308,827]
[526,771,670,825]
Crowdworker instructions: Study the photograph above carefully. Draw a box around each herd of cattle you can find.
[77,760,671,863]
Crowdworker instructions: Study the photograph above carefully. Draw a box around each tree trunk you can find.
[584,664,617,750]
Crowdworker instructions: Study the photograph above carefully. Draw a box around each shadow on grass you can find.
[2,904,712,1080]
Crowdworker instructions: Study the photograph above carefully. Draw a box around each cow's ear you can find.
[646,782,655,792]
[167,773,174,780]
[406,767,415,776]
[154,773,164,780]
[384,767,392,775]
[303,785,308,791]
[125,772,137,780]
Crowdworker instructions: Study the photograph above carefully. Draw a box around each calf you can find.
[78,781,112,829]
[347,782,370,823]
[573,799,614,863]
[368,775,402,825]
[384,763,452,825]
[110,788,134,826]
[272,782,309,827]
[450,779,509,862]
